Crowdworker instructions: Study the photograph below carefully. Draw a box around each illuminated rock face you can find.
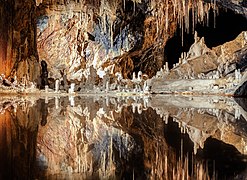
[149,31,247,95]
[0,0,246,92]
[0,4,11,76]
[35,0,247,84]
[0,0,40,83]
[36,0,150,80]
[37,0,218,80]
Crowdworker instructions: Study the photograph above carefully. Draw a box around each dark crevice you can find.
[196,8,247,48]
[164,7,247,69]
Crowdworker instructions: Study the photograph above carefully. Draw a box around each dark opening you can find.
[164,8,247,69]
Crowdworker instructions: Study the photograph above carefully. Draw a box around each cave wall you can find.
[0,0,40,83]
[0,0,246,83]
[35,0,189,80]
[37,0,245,80]
[36,0,154,80]
[0,2,11,76]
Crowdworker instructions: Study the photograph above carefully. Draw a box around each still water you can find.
[0,95,246,179]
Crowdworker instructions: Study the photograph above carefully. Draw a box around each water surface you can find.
[0,95,246,179]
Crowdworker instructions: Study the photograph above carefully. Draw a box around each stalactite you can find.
[168,1,215,33]
[110,21,113,48]
[165,5,168,32]
[206,4,210,26]
[213,0,216,28]
[35,0,224,82]
[133,1,136,14]
[192,0,195,32]
[158,0,217,45]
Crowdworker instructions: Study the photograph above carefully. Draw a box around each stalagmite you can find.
[45,96,48,104]
[165,62,169,72]
[132,104,136,113]
[235,69,241,80]
[215,71,220,79]
[137,104,142,114]
[235,108,240,119]
[55,79,60,92]
[105,81,109,92]
[137,71,142,81]
[143,81,149,93]
[69,96,75,106]
[132,72,136,82]
[45,85,49,93]
[12,76,18,87]
[69,83,75,93]
[116,72,123,82]
[55,96,59,109]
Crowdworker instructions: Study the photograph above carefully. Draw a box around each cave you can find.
[164,8,247,69]
[0,1,247,179]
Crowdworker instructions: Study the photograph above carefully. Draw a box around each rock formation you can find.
[150,31,247,95]
[0,0,40,84]
[0,0,246,96]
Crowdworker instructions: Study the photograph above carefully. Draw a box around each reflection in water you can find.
[0,95,246,179]
[0,96,40,180]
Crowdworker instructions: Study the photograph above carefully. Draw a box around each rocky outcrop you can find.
[150,31,247,95]
[0,0,40,84]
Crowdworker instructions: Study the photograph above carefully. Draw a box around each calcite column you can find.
[0,0,40,83]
